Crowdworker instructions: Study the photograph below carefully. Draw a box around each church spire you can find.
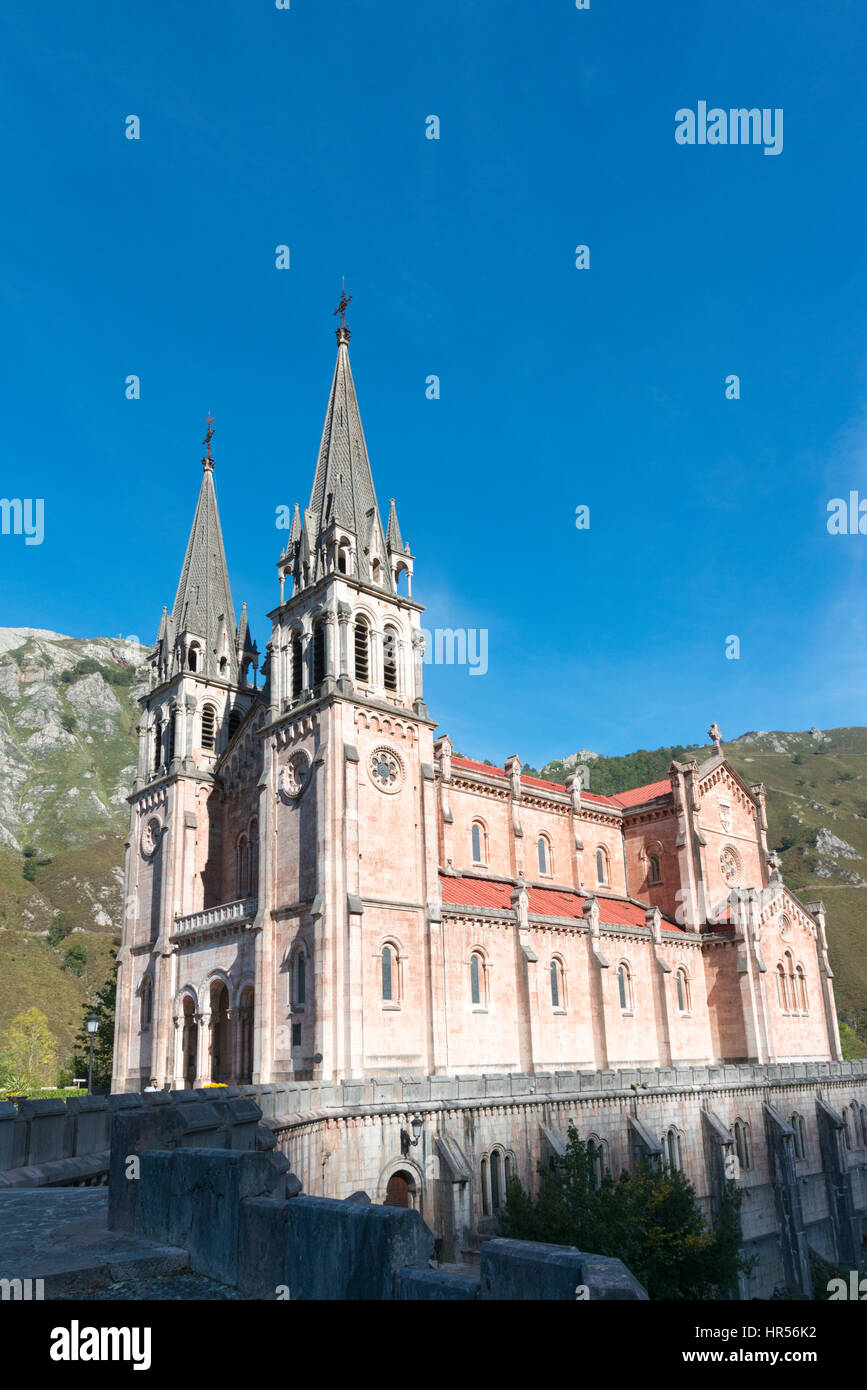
[166,419,239,681]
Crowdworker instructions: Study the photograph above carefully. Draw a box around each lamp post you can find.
[400,1113,424,1157]
[86,1013,99,1095]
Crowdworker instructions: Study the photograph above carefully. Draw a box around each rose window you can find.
[369,746,403,793]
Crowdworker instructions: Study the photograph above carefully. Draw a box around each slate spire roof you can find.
[169,451,238,679]
[385,498,404,553]
[307,324,382,534]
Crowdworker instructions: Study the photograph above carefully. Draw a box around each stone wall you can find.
[0,1096,109,1188]
[246,1060,867,1296]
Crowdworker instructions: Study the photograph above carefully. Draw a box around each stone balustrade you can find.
[172,896,258,936]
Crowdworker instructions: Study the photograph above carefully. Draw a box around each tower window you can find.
[292,634,303,698]
[470,952,483,1006]
[471,822,484,864]
[676,967,690,1014]
[648,851,661,884]
[168,709,177,762]
[201,703,217,751]
[383,628,398,692]
[153,718,163,774]
[228,708,242,739]
[550,959,562,1009]
[140,976,152,1031]
[354,620,369,684]
[188,644,199,673]
[617,962,632,1012]
[312,624,325,686]
[291,951,307,1010]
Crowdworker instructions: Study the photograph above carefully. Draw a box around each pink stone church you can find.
[112,314,844,1095]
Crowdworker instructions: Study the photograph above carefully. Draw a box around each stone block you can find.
[429,1077,457,1101]
[373,1079,398,1104]
[108,1100,226,1232]
[237,1196,289,1299]
[401,1078,431,1103]
[66,1097,109,1156]
[554,1071,576,1093]
[480,1238,648,1301]
[284,1195,435,1299]
[18,1099,68,1164]
[484,1074,510,1097]
[394,1266,479,1300]
[508,1074,534,1096]
[137,1147,289,1285]
[456,1076,484,1100]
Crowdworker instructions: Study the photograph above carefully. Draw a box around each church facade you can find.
[111,313,866,1293]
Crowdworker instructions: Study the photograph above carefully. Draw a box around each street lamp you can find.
[400,1113,424,1157]
[86,1013,99,1095]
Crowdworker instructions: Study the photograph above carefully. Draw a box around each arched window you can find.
[733,1119,752,1170]
[648,851,661,885]
[842,1108,851,1150]
[140,976,152,1031]
[795,964,808,1013]
[219,656,228,676]
[480,1156,489,1215]
[290,949,307,1010]
[201,703,217,752]
[312,623,325,686]
[587,1137,605,1190]
[665,1128,683,1170]
[152,717,163,773]
[337,543,349,574]
[490,1150,502,1211]
[235,834,248,898]
[596,847,608,885]
[228,708,242,740]
[471,822,484,864]
[167,708,177,762]
[537,835,551,876]
[188,644,199,673]
[676,967,690,1014]
[381,944,394,1002]
[783,951,796,1011]
[383,627,398,692]
[791,1113,806,1161]
[550,958,562,1009]
[617,962,632,1012]
[354,619,369,684]
[248,819,259,896]
[291,633,303,698]
[470,952,484,1006]
[848,1103,860,1148]
[776,963,787,1009]
[371,558,382,585]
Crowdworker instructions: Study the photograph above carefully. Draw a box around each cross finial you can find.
[334,277,352,330]
[202,414,215,470]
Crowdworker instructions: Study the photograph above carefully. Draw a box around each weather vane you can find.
[334,277,352,329]
[202,414,215,466]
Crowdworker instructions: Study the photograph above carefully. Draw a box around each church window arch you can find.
[219,656,228,676]
[733,1118,752,1170]
[235,833,249,898]
[312,622,326,687]
[647,848,662,885]
[675,966,691,1014]
[617,960,633,1012]
[288,944,308,1011]
[791,1113,807,1161]
[471,820,487,865]
[720,845,742,887]
[383,626,399,693]
[537,834,552,876]
[469,950,488,1008]
[248,819,259,896]
[337,539,350,574]
[201,703,217,752]
[795,963,808,1013]
[139,975,153,1031]
[371,557,382,585]
[776,962,788,1010]
[550,956,565,1010]
[395,562,409,595]
[152,716,163,774]
[291,632,303,699]
[354,616,370,684]
[380,939,403,1005]
[228,708,242,740]
[664,1127,684,1171]
[188,643,200,673]
[596,846,609,885]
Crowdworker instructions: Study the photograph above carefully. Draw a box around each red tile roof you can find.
[449,757,673,810]
[438,873,681,931]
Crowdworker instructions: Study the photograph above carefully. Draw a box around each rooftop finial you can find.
[334,278,352,343]
[202,414,215,471]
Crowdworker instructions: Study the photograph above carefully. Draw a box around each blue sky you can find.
[1,0,866,767]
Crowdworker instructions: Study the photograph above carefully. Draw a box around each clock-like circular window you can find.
[141,817,162,859]
[369,746,404,794]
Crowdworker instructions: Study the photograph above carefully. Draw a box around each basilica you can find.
[110,307,865,1292]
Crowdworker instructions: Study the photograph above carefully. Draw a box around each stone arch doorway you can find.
[384,1169,418,1210]
[181,996,197,1088]
[209,982,231,1083]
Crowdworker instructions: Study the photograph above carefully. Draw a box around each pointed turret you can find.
[153,421,240,684]
[385,498,404,554]
[236,602,259,687]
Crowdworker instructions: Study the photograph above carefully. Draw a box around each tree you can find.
[71,952,117,1092]
[22,859,36,882]
[63,942,88,976]
[0,1007,57,1087]
[501,1124,748,1299]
